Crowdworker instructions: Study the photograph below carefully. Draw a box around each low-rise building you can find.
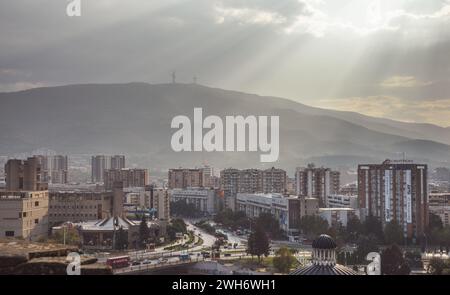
[48,191,113,226]
[0,190,49,241]
[326,194,358,209]
[319,208,358,227]
[236,193,318,236]
[170,188,217,214]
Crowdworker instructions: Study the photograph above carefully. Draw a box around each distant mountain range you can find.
[1,83,449,172]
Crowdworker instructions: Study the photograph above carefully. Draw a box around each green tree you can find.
[273,247,297,273]
[346,217,363,243]
[52,227,80,246]
[355,234,379,263]
[115,226,128,250]
[256,212,283,239]
[167,218,188,241]
[381,244,410,275]
[363,215,384,243]
[299,215,329,240]
[384,220,404,245]
[139,215,150,248]
[428,213,443,231]
[247,225,270,262]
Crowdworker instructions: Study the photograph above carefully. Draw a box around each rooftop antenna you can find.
[172,71,176,84]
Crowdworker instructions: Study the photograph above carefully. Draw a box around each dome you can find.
[312,234,336,249]
[290,264,358,275]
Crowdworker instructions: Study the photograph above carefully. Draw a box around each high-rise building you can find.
[91,155,125,183]
[358,159,428,240]
[220,168,240,211]
[262,167,287,194]
[5,157,48,191]
[168,168,203,189]
[428,192,450,227]
[220,167,287,211]
[103,168,149,190]
[170,188,217,214]
[146,185,170,221]
[295,165,340,206]
[33,155,69,184]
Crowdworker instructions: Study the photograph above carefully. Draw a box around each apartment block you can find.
[103,168,149,190]
[91,155,125,183]
[5,157,48,191]
[429,192,450,227]
[358,159,428,240]
[168,168,204,189]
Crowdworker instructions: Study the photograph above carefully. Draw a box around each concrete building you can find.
[0,190,49,241]
[358,159,428,241]
[295,165,340,207]
[262,167,287,194]
[170,188,217,214]
[319,208,358,227]
[103,168,149,190]
[236,193,318,236]
[326,194,358,209]
[5,157,48,191]
[48,191,113,226]
[168,168,204,189]
[91,155,125,183]
[146,186,170,221]
[429,192,450,227]
[220,167,287,211]
[34,155,68,184]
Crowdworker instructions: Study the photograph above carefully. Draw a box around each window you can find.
[5,231,14,237]
[34,219,39,224]
[34,201,39,207]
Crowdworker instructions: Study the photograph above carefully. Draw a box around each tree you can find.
[167,218,188,241]
[355,234,379,263]
[115,226,128,250]
[170,200,202,218]
[428,213,443,231]
[384,220,404,245]
[381,244,410,275]
[247,225,270,262]
[273,247,297,273]
[299,215,329,240]
[52,227,80,246]
[346,217,363,243]
[363,215,384,243]
[256,212,283,239]
[139,215,150,248]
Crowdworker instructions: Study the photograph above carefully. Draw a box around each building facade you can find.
[168,168,204,189]
[295,166,340,207]
[104,168,149,190]
[319,208,358,227]
[91,155,125,183]
[170,188,217,214]
[429,192,450,227]
[5,157,48,191]
[326,194,358,209]
[0,190,49,241]
[48,191,113,226]
[358,159,428,240]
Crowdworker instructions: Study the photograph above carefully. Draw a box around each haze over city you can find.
[1,0,450,126]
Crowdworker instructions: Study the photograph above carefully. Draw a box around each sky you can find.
[1,0,450,126]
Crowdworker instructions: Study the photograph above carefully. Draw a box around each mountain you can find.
[0,82,449,172]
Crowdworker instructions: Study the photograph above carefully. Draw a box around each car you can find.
[224,253,231,257]
[142,259,152,265]
[131,261,141,266]
[158,258,168,263]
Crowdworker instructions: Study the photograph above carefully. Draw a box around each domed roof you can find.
[290,264,359,275]
[312,234,336,249]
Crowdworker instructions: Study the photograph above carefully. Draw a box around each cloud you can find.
[312,95,450,127]
[380,76,433,88]
[0,82,48,93]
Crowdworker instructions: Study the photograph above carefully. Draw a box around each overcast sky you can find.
[1,0,450,126]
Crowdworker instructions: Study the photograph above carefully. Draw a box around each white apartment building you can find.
[326,194,358,209]
[319,208,358,227]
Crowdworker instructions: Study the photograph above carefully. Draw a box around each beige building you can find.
[48,191,113,226]
[168,168,203,189]
[0,190,49,241]
[5,157,48,191]
[103,168,149,190]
